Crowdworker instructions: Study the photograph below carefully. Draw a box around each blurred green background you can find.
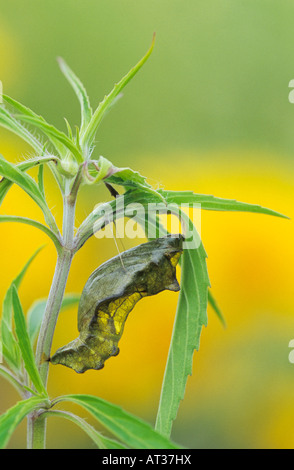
[1,0,294,449]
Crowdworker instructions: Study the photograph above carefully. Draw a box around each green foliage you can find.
[155,219,210,437]
[0,154,59,232]
[208,290,226,328]
[159,190,289,219]
[0,397,49,449]
[11,285,47,396]
[80,33,155,153]
[0,155,59,206]
[0,105,43,153]
[45,409,127,449]
[0,35,287,449]
[1,247,44,374]
[57,57,92,135]
[0,215,62,252]
[56,394,179,449]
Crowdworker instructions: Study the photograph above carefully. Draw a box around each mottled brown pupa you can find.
[50,235,183,373]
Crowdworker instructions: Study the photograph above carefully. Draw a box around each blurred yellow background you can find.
[1,0,294,449]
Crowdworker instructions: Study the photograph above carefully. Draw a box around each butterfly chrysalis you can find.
[50,235,183,373]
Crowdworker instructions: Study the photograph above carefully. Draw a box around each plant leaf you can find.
[16,115,84,163]
[27,294,80,346]
[159,190,289,219]
[59,293,81,310]
[86,161,151,189]
[57,57,92,134]
[81,34,156,152]
[3,94,41,119]
[0,155,59,206]
[0,315,21,374]
[0,105,43,153]
[0,215,62,252]
[155,215,210,438]
[57,394,179,449]
[0,246,44,374]
[106,166,152,190]
[208,289,226,328]
[84,156,114,184]
[74,189,161,250]
[0,396,47,449]
[0,154,59,232]
[3,94,83,162]
[102,187,288,220]
[0,154,46,208]
[45,410,126,449]
[131,207,211,437]
[12,285,47,395]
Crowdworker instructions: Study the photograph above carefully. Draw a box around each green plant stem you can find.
[27,412,47,450]
[27,183,78,449]
[36,249,74,382]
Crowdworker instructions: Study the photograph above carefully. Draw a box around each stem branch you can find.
[27,179,79,449]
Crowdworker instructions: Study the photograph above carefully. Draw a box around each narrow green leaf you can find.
[0,246,44,373]
[0,98,64,191]
[64,118,73,139]
[26,300,47,346]
[0,154,59,232]
[45,410,126,449]
[59,294,81,310]
[0,216,62,252]
[0,154,45,208]
[3,94,83,162]
[75,189,162,250]
[14,246,44,290]
[57,57,92,133]
[0,155,59,207]
[0,396,47,449]
[57,394,179,449]
[118,187,288,222]
[0,105,43,153]
[160,190,289,219]
[131,208,211,437]
[0,315,21,373]
[86,161,151,189]
[106,166,152,190]
[27,294,80,346]
[155,215,210,437]
[3,94,41,119]
[12,285,47,395]
[208,289,226,328]
[16,115,84,163]
[81,34,156,151]
[84,156,114,184]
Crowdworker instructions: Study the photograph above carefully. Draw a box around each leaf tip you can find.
[57,57,67,74]
[56,56,65,66]
[149,32,156,54]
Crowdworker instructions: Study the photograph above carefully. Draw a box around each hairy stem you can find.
[36,249,73,382]
[27,185,78,449]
